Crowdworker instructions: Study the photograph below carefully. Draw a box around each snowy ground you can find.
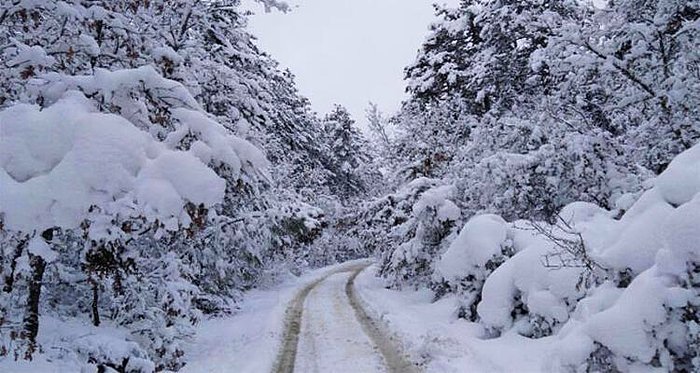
[4,258,674,373]
[185,260,559,373]
[182,259,379,373]
[294,270,386,372]
[353,265,561,373]
[0,316,153,373]
[0,260,390,373]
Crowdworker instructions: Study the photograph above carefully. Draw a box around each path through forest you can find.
[273,262,418,373]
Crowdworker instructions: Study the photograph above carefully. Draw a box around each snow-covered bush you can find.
[72,334,155,373]
[0,92,225,233]
[372,179,461,289]
[388,0,695,225]
[337,178,431,275]
[434,214,514,321]
[474,213,603,338]
[0,90,231,367]
[557,143,700,372]
[458,125,644,222]
[434,142,700,369]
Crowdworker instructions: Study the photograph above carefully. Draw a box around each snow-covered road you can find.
[294,270,386,372]
[183,261,553,373]
[273,264,417,373]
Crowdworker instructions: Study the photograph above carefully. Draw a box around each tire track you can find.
[271,262,418,373]
[271,262,370,373]
[346,267,421,373]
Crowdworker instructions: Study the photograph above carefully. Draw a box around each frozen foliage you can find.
[386,0,697,223]
[377,142,700,371]
[1,0,697,371]
[357,1,699,370]
[369,0,697,283]
[0,93,225,232]
[350,178,462,289]
[320,105,376,200]
[0,0,377,371]
[548,144,700,371]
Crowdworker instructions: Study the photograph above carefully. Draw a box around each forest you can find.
[0,0,698,372]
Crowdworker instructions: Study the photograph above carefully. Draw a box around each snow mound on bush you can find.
[0,92,225,232]
[412,184,460,222]
[169,108,269,178]
[554,143,700,371]
[599,200,674,273]
[29,66,268,182]
[476,232,582,333]
[558,201,609,226]
[654,143,700,206]
[437,214,507,279]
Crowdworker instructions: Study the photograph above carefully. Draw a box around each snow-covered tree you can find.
[545,0,700,173]
[321,105,373,200]
[0,0,343,369]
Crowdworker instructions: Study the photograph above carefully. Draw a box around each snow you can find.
[182,260,370,373]
[294,271,386,372]
[6,39,55,68]
[0,92,225,232]
[421,142,698,369]
[170,108,269,178]
[412,184,459,222]
[78,34,100,57]
[437,214,507,279]
[584,270,672,362]
[477,232,583,333]
[654,141,700,206]
[4,103,694,373]
[26,236,58,263]
[354,265,558,373]
[0,263,366,373]
[1,0,698,370]
[437,200,461,222]
[34,66,199,111]
[658,193,700,273]
[0,316,153,373]
[136,152,225,217]
[558,201,609,225]
[475,257,520,329]
[152,46,184,64]
[599,200,674,273]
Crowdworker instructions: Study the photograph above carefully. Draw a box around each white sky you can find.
[243,0,458,129]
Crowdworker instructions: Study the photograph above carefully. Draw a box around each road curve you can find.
[271,262,419,373]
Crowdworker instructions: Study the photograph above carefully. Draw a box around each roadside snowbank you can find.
[367,141,700,372]
[355,265,556,372]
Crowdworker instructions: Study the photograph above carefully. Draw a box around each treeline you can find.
[0,1,375,370]
[346,0,699,371]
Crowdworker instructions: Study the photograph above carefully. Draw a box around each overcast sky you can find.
[243,0,457,129]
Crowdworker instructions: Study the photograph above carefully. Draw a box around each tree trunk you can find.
[90,278,100,327]
[22,253,46,356]
[3,237,28,293]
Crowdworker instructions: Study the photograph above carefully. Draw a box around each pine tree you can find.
[321,105,373,200]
